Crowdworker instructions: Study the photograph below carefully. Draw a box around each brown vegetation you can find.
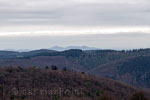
[130,91,149,100]
[0,66,144,100]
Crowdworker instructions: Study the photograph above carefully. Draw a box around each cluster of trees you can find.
[45,65,68,71]
[96,91,149,100]
[45,65,58,70]
[118,56,150,74]
[67,49,150,70]
[7,90,150,100]
[5,65,68,73]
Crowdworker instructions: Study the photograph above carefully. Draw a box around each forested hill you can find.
[1,49,150,70]
[89,55,150,88]
[1,48,150,88]
[0,67,136,100]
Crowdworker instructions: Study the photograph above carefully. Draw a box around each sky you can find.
[0,0,150,50]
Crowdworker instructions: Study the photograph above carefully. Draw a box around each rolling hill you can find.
[0,49,150,89]
[0,56,85,72]
[0,67,136,100]
[88,56,150,88]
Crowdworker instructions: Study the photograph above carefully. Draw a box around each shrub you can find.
[17,66,23,72]
[87,92,94,98]
[51,65,58,70]
[52,94,59,100]
[20,94,26,99]
[62,67,67,71]
[96,90,104,96]
[0,84,3,90]
[130,91,149,100]
[98,93,115,100]
[45,66,49,69]
[10,94,16,100]
[6,67,14,73]
[0,84,3,96]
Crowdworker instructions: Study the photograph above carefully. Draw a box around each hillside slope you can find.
[0,67,136,100]
[88,56,150,88]
[1,49,150,89]
[0,56,85,71]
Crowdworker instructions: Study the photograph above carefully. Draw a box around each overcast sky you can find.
[0,0,150,49]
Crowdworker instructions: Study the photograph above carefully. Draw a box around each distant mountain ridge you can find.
[50,46,99,51]
[1,46,99,52]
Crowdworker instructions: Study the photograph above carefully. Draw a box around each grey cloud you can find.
[0,2,150,27]
[0,0,150,49]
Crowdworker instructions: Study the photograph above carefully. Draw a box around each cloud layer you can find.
[0,0,150,32]
[0,0,150,49]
